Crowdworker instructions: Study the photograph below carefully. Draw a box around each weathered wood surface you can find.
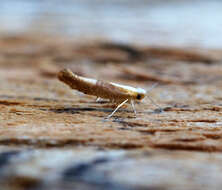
[0,36,222,190]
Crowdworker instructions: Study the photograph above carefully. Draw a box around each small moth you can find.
[58,69,161,118]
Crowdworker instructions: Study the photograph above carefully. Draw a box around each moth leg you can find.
[130,100,137,116]
[106,99,128,119]
[96,97,101,102]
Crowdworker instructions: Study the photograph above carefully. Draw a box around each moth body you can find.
[58,69,159,118]
[58,69,146,102]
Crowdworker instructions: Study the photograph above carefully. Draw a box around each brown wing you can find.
[95,80,135,101]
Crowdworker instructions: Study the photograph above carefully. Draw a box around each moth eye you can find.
[136,94,141,100]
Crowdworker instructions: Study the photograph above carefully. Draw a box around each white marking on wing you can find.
[79,76,97,85]
[110,82,138,93]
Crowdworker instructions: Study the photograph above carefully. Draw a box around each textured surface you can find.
[0,35,222,189]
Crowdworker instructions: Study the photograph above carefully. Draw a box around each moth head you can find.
[136,88,146,100]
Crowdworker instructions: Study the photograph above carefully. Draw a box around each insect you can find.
[58,69,161,119]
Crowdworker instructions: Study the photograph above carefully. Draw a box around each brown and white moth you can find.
[58,69,160,118]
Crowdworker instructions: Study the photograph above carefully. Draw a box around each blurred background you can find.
[0,0,221,49]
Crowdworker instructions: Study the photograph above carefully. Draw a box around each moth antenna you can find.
[146,83,163,111]
[146,82,159,93]
[146,95,162,111]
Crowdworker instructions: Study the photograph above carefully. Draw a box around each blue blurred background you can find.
[0,0,221,48]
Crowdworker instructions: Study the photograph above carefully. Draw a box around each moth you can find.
[58,69,161,118]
